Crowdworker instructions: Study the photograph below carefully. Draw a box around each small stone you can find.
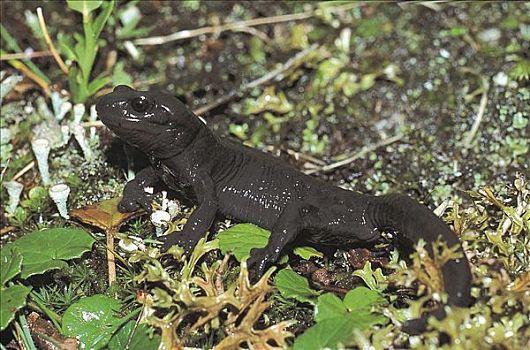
[478,28,501,43]
[493,72,508,86]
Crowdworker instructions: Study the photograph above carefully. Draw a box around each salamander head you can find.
[96,85,203,158]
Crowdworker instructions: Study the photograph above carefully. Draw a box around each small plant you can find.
[0,228,95,331]
[59,1,115,103]
[0,25,51,92]
[510,59,530,81]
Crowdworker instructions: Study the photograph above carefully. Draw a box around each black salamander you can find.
[96,85,472,333]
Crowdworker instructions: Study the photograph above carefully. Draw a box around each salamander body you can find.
[96,85,472,333]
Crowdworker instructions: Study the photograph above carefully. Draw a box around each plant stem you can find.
[134,2,360,46]
[0,52,50,94]
[36,7,69,75]
[304,134,404,175]
[0,50,52,60]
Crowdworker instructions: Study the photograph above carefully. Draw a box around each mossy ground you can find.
[1,1,529,349]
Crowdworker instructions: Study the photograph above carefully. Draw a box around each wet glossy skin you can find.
[96,85,472,333]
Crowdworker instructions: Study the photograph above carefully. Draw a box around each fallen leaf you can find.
[71,197,143,232]
[27,312,79,350]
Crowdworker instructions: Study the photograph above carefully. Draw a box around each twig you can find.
[82,120,104,128]
[251,44,319,89]
[192,91,238,117]
[0,158,9,180]
[232,26,271,43]
[282,147,328,166]
[36,7,69,75]
[134,2,360,46]
[304,134,404,175]
[4,59,50,94]
[193,43,319,115]
[0,50,52,60]
[90,44,317,122]
[89,40,314,123]
[462,76,489,151]
[12,160,35,181]
[106,229,117,286]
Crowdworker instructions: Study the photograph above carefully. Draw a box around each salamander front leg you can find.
[161,173,218,255]
[161,199,217,254]
[247,206,301,279]
[119,166,159,213]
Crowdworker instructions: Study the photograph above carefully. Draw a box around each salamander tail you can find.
[368,193,472,334]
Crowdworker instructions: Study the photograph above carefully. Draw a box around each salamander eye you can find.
[131,96,152,113]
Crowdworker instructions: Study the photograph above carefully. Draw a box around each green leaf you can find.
[229,123,249,140]
[108,321,160,350]
[293,317,358,350]
[217,223,270,261]
[440,26,468,38]
[0,245,23,285]
[512,113,528,129]
[20,186,48,212]
[274,269,318,304]
[343,287,387,311]
[314,293,346,322]
[63,295,122,350]
[0,24,50,84]
[67,0,103,17]
[314,57,347,89]
[68,67,81,103]
[352,261,388,291]
[88,73,111,95]
[112,61,133,87]
[356,14,390,38]
[57,33,77,61]
[93,0,115,38]
[9,228,95,279]
[294,288,388,350]
[0,284,32,331]
[80,20,96,80]
[293,246,323,260]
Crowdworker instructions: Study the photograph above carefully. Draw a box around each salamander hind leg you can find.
[247,205,303,280]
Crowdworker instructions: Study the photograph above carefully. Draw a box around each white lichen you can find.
[0,74,23,105]
[31,138,51,185]
[150,210,171,236]
[73,103,85,124]
[49,183,71,219]
[89,105,98,140]
[118,235,146,252]
[166,200,181,220]
[72,124,93,161]
[3,180,24,215]
[51,91,72,121]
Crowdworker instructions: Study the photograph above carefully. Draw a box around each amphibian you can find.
[96,85,472,333]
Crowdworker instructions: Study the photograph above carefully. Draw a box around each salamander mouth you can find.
[101,118,122,130]
[95,95,126,130]
[95,108,119,130]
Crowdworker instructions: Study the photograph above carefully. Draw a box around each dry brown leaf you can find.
[71,196,143,232]
[71,197,143,285]
[27,312,79,350]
